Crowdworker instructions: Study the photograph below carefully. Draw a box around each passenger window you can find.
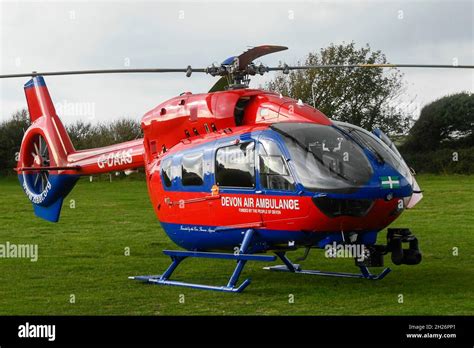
[215,142,255,188]
[258,139,295,191]
[161,158,172,187]
[182,152,204,186]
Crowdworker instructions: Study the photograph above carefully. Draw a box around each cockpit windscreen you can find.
[272,123,373,193]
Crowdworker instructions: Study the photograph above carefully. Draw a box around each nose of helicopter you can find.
[355,159,414,200]
[310,162,414,231]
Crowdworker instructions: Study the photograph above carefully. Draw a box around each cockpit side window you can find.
[258,139,295,191]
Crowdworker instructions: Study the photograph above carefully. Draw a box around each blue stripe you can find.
[160,222,380,252]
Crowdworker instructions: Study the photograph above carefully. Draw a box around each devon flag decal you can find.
[380,176,400,189]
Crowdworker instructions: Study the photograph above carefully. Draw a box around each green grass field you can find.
[0,174,473,315]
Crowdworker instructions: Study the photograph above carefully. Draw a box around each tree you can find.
[66,118,142,150]
[265,42,412,135]
[108,118,143,143]
[402,92,473,151]
[67,120,102,150]
[0,109,30,174]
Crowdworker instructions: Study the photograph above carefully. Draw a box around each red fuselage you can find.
[136,89,408,250]
[18,78,416,250]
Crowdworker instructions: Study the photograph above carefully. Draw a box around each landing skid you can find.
[263,252,392,280]
[130,274,253,293]
[130,229,276,293]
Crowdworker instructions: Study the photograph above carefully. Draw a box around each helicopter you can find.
[3,45,473,292]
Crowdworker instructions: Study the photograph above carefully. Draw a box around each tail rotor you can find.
[27,134,51,193]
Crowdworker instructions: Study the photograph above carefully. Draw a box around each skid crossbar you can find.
[263,252,391,280]
[130,229,276,293]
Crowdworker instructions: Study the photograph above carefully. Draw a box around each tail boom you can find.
[66,138,145,175]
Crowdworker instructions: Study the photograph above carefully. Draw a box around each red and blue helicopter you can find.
[4,45,473,292]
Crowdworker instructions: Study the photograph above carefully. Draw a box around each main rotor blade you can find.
[209,45,289,92]
[0,67,207,79]
[237,45,288,70]
[268,63,474,71]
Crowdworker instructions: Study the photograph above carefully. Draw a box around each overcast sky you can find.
[0,0,472,125]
